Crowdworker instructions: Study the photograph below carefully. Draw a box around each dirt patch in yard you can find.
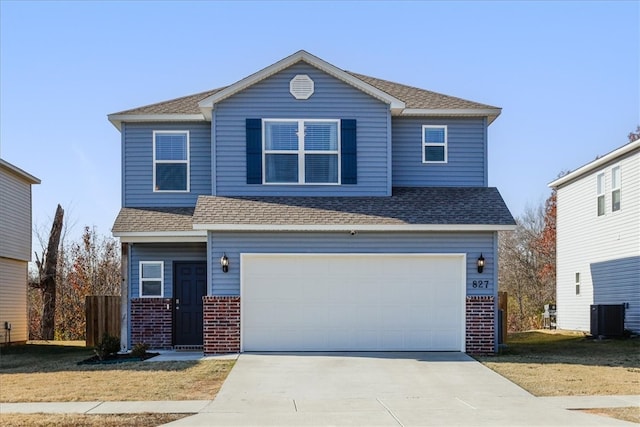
[476,331,640,396]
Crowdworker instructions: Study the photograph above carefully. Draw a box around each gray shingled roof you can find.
[112,188,514,234]
[112,207,196,233]
[111,71,497,116]
[192,187,515,228]
[346,72,499,111]
[113,88,226,115]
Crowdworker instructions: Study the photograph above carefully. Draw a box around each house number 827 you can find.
[472,280,489,288]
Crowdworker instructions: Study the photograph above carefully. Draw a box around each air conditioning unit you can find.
[590,304,625,337]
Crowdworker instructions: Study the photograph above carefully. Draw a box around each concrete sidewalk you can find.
[1,395,638,415]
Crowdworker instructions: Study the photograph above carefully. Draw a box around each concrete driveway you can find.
[166,352,634,426]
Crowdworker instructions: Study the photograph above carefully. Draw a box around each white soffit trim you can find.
[401,108,502,123]
[113,231,207,243]
[549,139,640,188]
[192,224,516,232]
[197,50,405,118]
[107,114,206,131]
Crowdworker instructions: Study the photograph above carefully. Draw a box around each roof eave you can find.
[107,114,207,131]
[549,139,640,188]
[400,108,502,124]
[0,159,41,184]
[112,230,207,243]
[197,50,405,114]
[192,224,516,232]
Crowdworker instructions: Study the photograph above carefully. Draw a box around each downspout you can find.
[493,231,499,352]
[120,242,129,351]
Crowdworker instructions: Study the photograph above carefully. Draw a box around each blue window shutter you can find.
[341,119,357,184]
[246,119,262,184]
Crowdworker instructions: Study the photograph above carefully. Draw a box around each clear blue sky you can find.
[1,1,638,244]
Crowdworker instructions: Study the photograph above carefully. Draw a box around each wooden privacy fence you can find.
[85,296,120,347]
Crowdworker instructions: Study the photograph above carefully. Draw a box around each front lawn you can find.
[476,330,639,396]
[0,342,234,402]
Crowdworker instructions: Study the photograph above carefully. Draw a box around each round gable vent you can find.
[290,74,314,100]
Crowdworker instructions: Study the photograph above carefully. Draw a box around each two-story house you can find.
[549,139,639,334]
[0,159,40,345]
[109,50,515,354]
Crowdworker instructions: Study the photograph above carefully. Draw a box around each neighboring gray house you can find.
[109,50,515,354]
[549,139,640,334]
[0,159,40,345]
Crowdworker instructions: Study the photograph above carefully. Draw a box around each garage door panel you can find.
[242,254,465,351]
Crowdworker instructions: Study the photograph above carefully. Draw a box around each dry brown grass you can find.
[0,413,188,427]
[0,343,234,402]
[581,407,640,424]
[476,331,640,396]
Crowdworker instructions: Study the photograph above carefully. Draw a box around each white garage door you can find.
[241,253,465,352]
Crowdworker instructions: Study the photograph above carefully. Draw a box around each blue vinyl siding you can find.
[129,243,206,298]
[123,122,211,207]
[591,256,640,333]
[213,62,390,196]
[392,117,487,187]
[208,231,497,297]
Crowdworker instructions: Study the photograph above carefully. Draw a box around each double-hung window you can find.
[611,166,621,212]
[153,131,189,192]
[422,125,447,163]
[596,173,605,216]
[263,119,339,184]
[139,261,163,297]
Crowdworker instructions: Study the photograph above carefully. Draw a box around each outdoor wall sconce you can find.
[220,253,229,273]
[477,253,485,274]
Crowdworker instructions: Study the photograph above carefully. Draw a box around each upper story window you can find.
[596,172,605,216]
[153,131,189,192]
[139,261,163,297]
[422,125,447,163]
[263,119,340,184]
[611,166,621,212]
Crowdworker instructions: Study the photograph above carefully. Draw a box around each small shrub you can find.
[94,333,121,360]
[131,342,149,358]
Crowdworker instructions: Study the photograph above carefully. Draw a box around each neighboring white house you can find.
[549,139,640,334]
[0,159,40,345]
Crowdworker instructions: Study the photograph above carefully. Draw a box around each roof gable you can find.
[196,50,405,120]
[108,50,501,130]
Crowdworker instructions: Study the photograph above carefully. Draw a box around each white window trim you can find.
[611,165,621,212]
[153,130,190,193]
[262,119,341,185]
[422,125,448,164]
[596,172,605,216]
[139,261,164,298]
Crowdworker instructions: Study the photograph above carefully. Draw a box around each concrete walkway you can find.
[1,352,638,426]
[1,395,638,414]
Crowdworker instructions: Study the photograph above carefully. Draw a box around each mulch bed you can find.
[78,352,159,365]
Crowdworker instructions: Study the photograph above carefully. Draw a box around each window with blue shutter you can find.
[246,118,356,185]
[153,131,189,191]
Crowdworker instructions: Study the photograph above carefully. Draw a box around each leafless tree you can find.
[32,204,64,340]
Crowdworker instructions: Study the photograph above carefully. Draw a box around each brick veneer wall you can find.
[130,298,173,350]
[466,295,495,354]
[203,296,241,354]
